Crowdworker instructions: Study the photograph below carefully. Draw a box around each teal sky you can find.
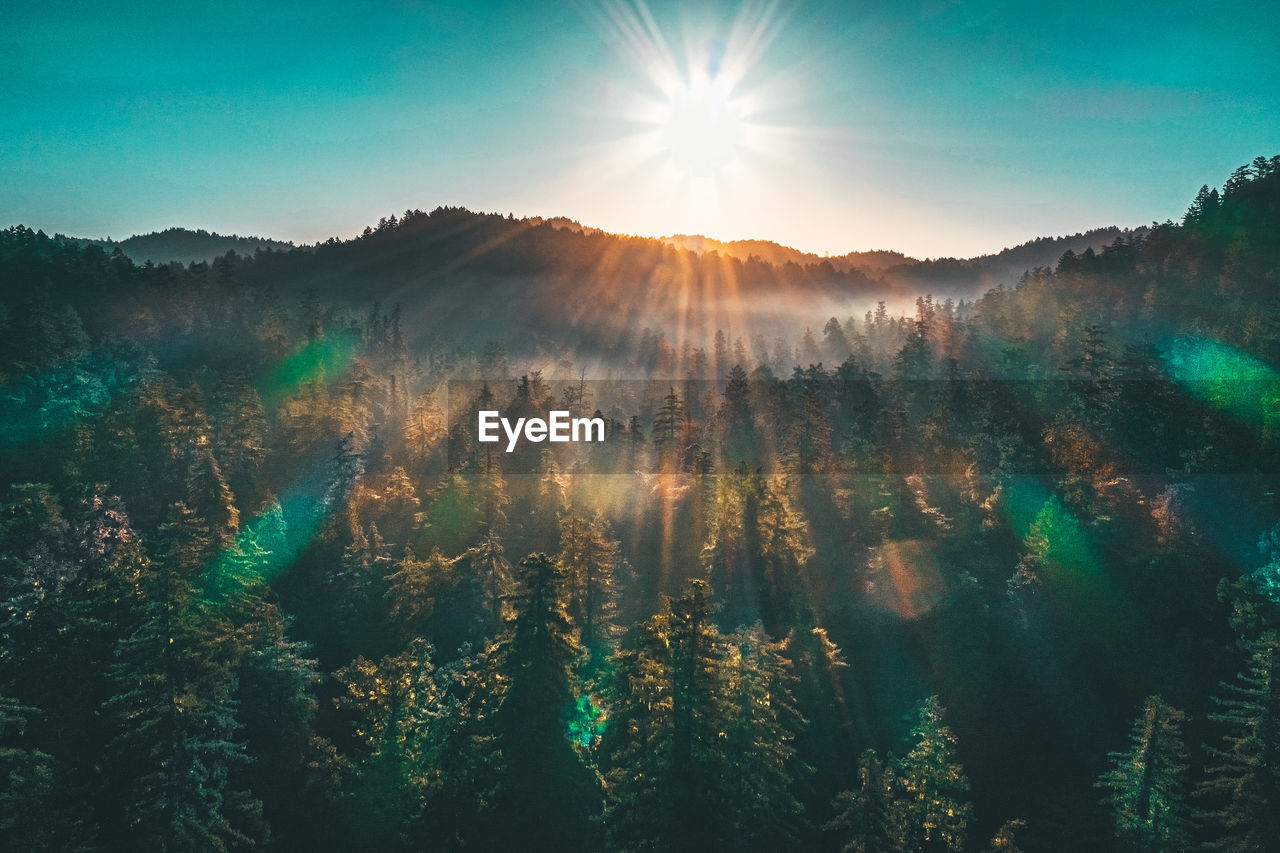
[2,0,1277,258]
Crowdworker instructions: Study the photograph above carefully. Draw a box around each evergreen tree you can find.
[1184,184,1219,227]
[824,316,852,363]
[555,510,620,661]
[889,695,973,853]
[787,363,833,474]
[102,503,263,852]
[1096,695,1192,852]
[1197,630,1280,852]
[720,623,808,850]
[896,317,932,382]
[604,579,806,852]
[467,449,512,637]
[604,579,725,851]
[984,819,1028,853]
[386,545,486,653]
[209,375,269,504]
[653,387,685,472]
[527,448,568,551]
[721,363,756,463]
[827,749,896,853]
[701,465,814,636]
[0,696,90,850]
[334,640,455,850]
[489,553,599,851]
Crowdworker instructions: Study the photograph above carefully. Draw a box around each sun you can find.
[565,1,807,240]
[659,69,745,177]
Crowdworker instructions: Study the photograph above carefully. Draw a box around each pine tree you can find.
[1185,184,1213,226]
[824,317,852,363]
[713,329,730,378]
[604,579,806,852]
[1096,695,1192,852]
[209,376,268,504]
[721,363,756,463]
[755,478,815,632]
[896,317,932,382]
[653,387,685,472]
[489,553,599,851]
[786,363,833,475]
[827,749,896,853]
[325,521,391,654]
[102,502,263,852]
[0,695,90,850]
[386,546,452,633]
[1063,323,1116,435]
[392,546,487,656]
[555,511,620,661]
[889,695,973,853]
[234,607,332,850]
[183,445,239,552]
[467,450,512,637]
[984,819,1028,852]
[334,639,449,849]
[404,394,445,473]
[702,467,813,636]
[527,449,568,552]
[1197,630,1280,852]
[721,623,808,850]
[336,638,498,850]
[604,579,724,851]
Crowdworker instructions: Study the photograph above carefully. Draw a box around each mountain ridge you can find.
[64,217,1138,290]
[67,227,295,265]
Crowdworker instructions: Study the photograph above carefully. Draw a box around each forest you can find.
[2,156,1280,852]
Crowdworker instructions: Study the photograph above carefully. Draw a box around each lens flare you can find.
[1162,337,1280,433]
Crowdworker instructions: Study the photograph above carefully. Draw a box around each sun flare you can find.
[658,69,745,177]
[571,1,802,239]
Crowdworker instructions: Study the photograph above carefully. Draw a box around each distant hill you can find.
[660,234,914,276]
[878,226,1149,294]
[658,227,1140,295]
[72,228,295,265]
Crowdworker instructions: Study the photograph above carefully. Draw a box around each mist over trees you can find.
[2,156,1280,850]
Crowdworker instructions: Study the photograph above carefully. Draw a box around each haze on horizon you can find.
[2,0,1276,260]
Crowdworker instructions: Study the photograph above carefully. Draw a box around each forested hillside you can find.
[72,228,296,265]
[660,226,1139,294]
[2,156,1280,851]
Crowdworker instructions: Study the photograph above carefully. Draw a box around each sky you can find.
[2,0,1277,259]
